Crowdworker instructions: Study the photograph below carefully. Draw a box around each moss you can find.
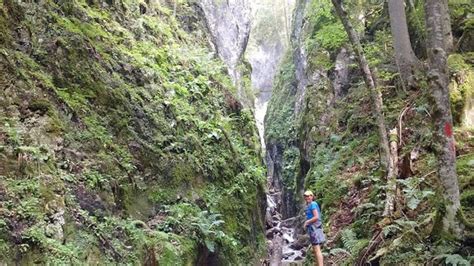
[156,233,197,265]
[0,6,12,47]
[28,99,53,115]
[1,0,265,263]
[461,190,474,207]
[264,54,297,142]
[457,153,474,190]
[448,54,474,126]
[55,15,111,40]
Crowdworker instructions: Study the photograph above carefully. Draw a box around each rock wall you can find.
[265,0,317,220]
[0,0,266,264]
[198,0,252,107]
[246,0,295,150]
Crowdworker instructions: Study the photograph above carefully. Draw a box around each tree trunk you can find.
[383,128,398,217]
[173,0,177,18]
[331,0,391,171]
[440,0,453,52]
[387,0,420,87]
[282,0,291,46]
[424,0,463,239]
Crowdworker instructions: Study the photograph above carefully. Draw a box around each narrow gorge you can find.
[1,0,473,265]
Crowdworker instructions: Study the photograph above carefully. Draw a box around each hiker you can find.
[303,190,325,266]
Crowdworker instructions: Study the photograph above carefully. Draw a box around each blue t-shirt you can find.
[306,201,322,223]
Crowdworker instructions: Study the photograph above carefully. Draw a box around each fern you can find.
[190,210,230,252]
[434,254,471,266]
[329,248,351,256]
[382,224,401,237]
[398,177,435,210]
[341,229,357,254]
[341,229,369,257]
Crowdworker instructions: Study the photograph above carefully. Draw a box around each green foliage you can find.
[340,229,369,258]
[268,0,473,265]
[190,211,235,252]
[363,29,394,68]
[83,170,109,189]
[265,54,296,142]
[461,190,474,206]
[23,222,80,263]
[3,121,21,147]
[398,177,435,210]
[0,0,265,264]
[312,22,347,51]
[304,0,347,70]
[406,0,426,53]
[448,54,474,126]
[435,254,472,266]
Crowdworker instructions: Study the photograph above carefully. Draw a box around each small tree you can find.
[330,0,396,216]
[387,0,421,87]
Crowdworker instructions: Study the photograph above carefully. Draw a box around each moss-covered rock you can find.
[448,53,474,127]
[0,0,265,264]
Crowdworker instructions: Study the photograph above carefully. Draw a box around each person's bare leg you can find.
[312,245,323,266]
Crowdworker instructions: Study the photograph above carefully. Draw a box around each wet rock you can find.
[281,229,295,244]
[289,234,310,250]
[281,217,297,227]
[282,251,295,259]
[272,213,281,221]
[266,227,281,238]
[139,3,147,14]
[45,203,65,241]
[74,185,107,217]
[270,234,283,265]
[332,47,351,98]
[265,208,273,228]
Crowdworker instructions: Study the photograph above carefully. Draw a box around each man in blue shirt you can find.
[303,190,325,265]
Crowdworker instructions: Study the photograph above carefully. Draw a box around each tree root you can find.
[356,230,384,266]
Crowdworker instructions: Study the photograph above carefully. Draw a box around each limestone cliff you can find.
[0,0,266,264]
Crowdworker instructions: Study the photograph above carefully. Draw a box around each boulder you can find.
[265,227,281,238]
[289,234,310,250]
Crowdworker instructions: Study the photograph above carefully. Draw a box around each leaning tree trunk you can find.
[387,0,421,87]
[424,0,463,239]
[331,0,397,218]
[383,128,399,217]
[331,0,391,171]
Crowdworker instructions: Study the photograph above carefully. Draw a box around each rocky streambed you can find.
[264,184,310,265]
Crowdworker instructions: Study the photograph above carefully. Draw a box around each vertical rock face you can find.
[247,0,295,151]
[198,0,251,105]
[249,40,284,150]
[265,0,350,229]
[291,0,311,116]
[0,0,266,264]
[265,0,316,220]
[332,47,351,99]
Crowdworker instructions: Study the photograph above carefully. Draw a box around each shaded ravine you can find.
[199,0,310,263]
[256,0,325,264]
[244,0,309,264]
[197,1,300,262]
